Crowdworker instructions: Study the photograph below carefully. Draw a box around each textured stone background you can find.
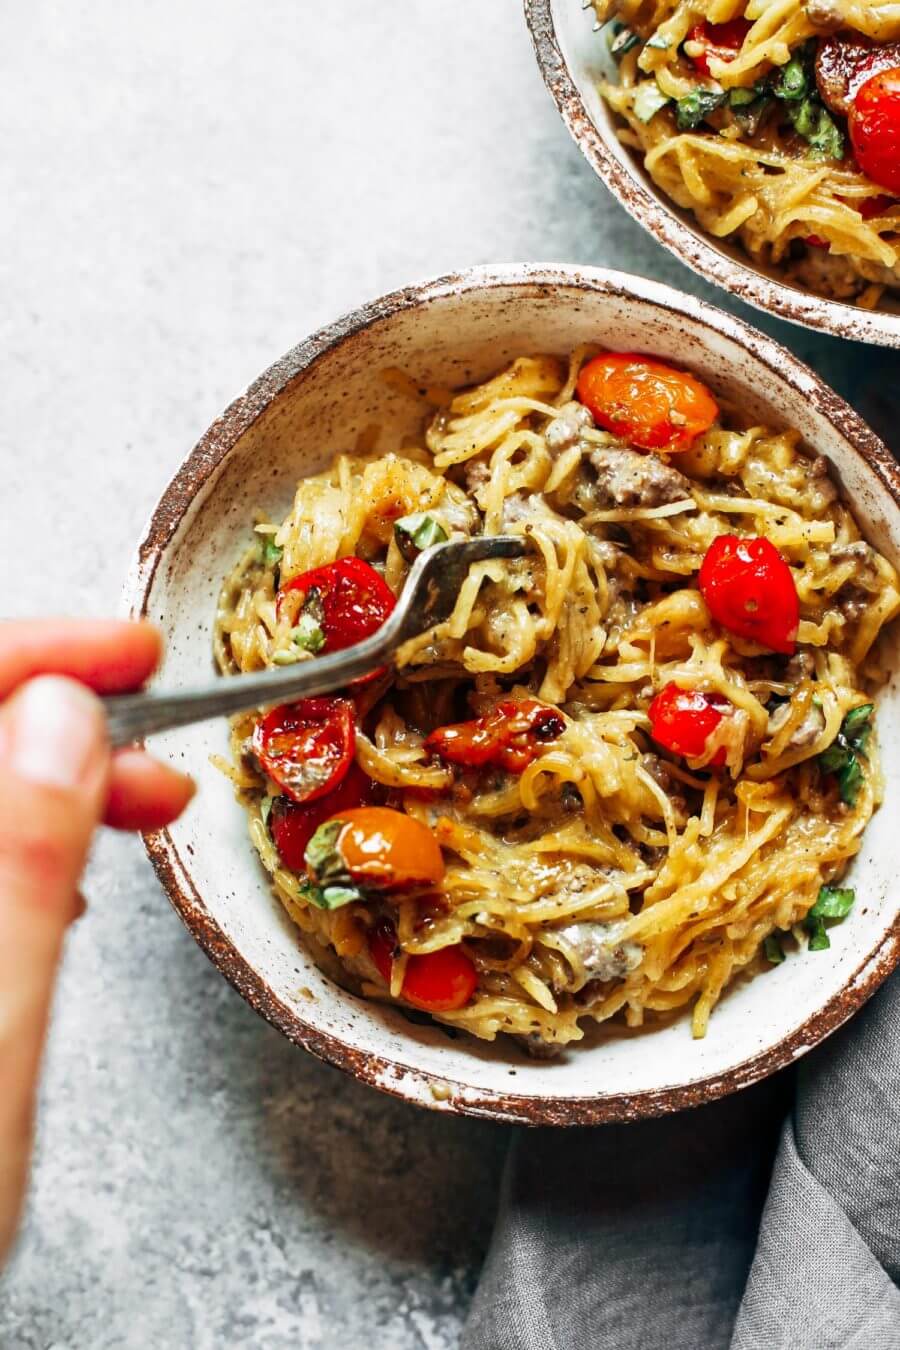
[0,3,895,1347]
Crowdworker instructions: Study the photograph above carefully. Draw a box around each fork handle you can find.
[101,624,395,747]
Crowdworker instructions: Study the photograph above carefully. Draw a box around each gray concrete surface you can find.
[0,3,895,1347]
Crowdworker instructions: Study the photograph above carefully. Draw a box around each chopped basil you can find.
[764,934,785,965]
[806,915,831,951]
[804,884,856,952]
[729,85,763,109]
[291,612,326,654]
[842,703,874,750]
[771,44,845,161]
[609,24,640,58]
[818,704,874,806]
[645,32,671,50]
[774,58,808,102]
[272,648,302,666]
[261,535,283,567]
[394,512,449,562]
[811,886,856,919]
[299,879,363,911]
[303,817,363,897]
[676,87,727,131]
[633,79,671,124]
[793,101,845,160]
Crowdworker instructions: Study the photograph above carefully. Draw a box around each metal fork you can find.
[103,536,526,747]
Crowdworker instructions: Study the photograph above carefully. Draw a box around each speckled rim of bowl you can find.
[126,263,900,1125]
[523,0,900,349]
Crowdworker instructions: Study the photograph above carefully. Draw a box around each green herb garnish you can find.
[818,704,874,806]
[260,795,275,828]
[645,32,671,50]
[633,79,671,124]
[299,879,363,911]
[291,612,326,654]
[394,512,449,562]
[261,535,283,567]
[729,84,764,109]
[804,884,857,952]
[774,58,808,102]
[676,87,728,131]
[764,934,785,965]
[810,886,856,920]
[609,24,640,58]
[771,44,845,161]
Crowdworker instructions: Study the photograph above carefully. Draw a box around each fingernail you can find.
[4,677,106,789]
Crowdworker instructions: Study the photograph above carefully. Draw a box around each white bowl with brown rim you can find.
[524,0,900,348]
[125,264,900,1125]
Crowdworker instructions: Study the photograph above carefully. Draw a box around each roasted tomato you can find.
[304,806,445,894]
[278,556,396,652]
[576,353,718,454]
[849,67,900,196]
[698,535,799,656]
[687,19,752,79]
[268,762,374,872]
[369,919,477,1013]
[648,683,728,764]
[252,697,355,804]
[424,698,565,774]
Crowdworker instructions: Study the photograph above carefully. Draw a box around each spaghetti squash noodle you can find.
[592,0,900,307]
[215,348,899,1050]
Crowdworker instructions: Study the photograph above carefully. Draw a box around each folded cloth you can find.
[462,971,900,1350]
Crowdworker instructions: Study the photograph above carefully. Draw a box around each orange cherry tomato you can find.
[369,919,477,1012]
[424,698,565,774]
[306,806,445,893]
[252,697,355,804]
[687,19,752,79]
[698,535,799,655]
[648,683,728,764]
[849,67,900,196]
[268,763,374,872]
[576,353,718,453]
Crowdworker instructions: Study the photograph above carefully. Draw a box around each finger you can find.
[0,677,109,1264]
[0,620,161,700]
[104,749,195,831]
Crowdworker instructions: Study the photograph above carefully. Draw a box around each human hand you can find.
[0,620,194,1266]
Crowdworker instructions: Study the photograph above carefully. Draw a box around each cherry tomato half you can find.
[576,354,718,454]
[252,697,355,804]
[648,683,728,764]
[369,919,478,1013]
[698,535,799,656]
[278,556,396,652]
[268,762,374,872]
[424,698,565,774]
[306,805,445,893]
[687,19,752,79]
[849,67,900,196]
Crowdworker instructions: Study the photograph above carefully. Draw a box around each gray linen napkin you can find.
[462,970,900,1350]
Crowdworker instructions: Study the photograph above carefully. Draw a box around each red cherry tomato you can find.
[849,67,900,196]
[268,762,374,871]
[576,354,718,454]
[687,19,752,78]
[252,697,355,804]
[369,919,478,1013]
[424,699,565,774]
[648,683,728,764]
[698,535,799,655]
[278,556,396,651]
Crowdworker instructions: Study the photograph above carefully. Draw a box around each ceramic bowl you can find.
[524,0,900,348]
[125,264,900,1125]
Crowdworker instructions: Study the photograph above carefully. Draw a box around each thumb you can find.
[0,677,109,1265]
